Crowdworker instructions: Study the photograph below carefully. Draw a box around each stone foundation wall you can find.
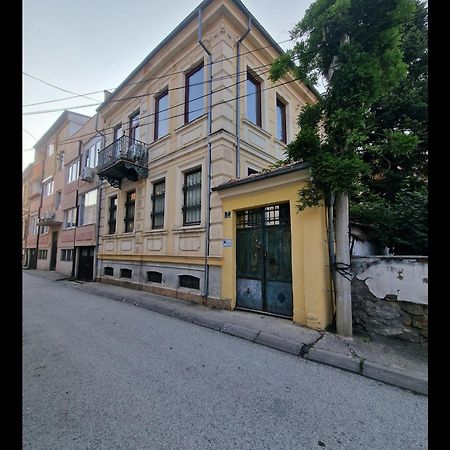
[351,256,428,344]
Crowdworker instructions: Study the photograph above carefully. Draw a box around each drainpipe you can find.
[235,17,252,179]
[71,139,83,278]
[34,148,47,268]
[326,193,337,317]
[94,113,105,281]
[198,8,213,303]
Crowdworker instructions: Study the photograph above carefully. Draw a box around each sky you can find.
[22,0,315,170]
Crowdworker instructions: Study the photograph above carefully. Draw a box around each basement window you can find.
[104,267,114,276]
[120,268,132,279]
[179,275,200,290]
[147,271,162,283]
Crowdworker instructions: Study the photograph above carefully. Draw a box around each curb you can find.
[306,347,362,374]
[41,274,428,396]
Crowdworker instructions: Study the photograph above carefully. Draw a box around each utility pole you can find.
[334,192,352,336]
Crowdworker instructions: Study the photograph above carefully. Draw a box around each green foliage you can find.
[271,0,427,254]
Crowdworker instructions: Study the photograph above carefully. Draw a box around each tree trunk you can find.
[334,192,353,336]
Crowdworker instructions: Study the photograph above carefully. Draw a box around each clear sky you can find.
[22,0,315,170]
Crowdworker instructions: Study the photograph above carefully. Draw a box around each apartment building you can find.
[22,164,33,266]
[94,0,333,329]
[23,110,90,270]
[55,114,103,280]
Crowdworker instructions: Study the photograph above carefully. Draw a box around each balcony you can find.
[97,136,149,188]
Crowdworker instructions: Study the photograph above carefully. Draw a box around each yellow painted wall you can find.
[218,170,333,330]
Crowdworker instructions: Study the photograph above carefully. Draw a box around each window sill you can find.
[175,113,207,134]
[242,118,272,139]
[142,229,168,236]
[274,137,288,147]
[172,225,205,234]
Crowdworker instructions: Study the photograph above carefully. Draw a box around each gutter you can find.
[94,113,106,281]
[198,7,213,303]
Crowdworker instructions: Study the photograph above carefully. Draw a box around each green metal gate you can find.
[236,203,293,318]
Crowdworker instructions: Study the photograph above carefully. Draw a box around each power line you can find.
[21,60,279,116]
[56,65,274,144]
[22,38,293,108]
[58,71,302,147]
[23,72,101,103]
[23,127,37,141]
[23,103,101,116]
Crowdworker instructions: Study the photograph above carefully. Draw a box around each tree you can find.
[350,0,428,255]
[270,0,423,335]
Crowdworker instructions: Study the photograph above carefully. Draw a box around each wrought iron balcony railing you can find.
[98,135,149,170]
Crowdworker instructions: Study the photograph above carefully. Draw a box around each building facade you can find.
[22,0,333,330]
[23,111,90,271]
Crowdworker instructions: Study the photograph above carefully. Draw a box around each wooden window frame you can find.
[276,97,287,143]
[185,64,204,124]
[151,179,165,229]
[124,190,136,233]
[247,71,261,127]
[154,90,169,141]
[182,168,202,226]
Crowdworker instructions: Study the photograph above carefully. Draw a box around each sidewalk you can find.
[24,269,428,395]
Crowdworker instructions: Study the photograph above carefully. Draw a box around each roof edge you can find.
[98,0,319,112]
[213,161,310,191]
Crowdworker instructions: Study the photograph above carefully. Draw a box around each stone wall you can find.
[351,256,428,344]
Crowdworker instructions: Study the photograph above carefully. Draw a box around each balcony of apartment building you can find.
[97,135,149,188]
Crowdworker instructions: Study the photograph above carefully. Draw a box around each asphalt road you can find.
[23,272,427,449]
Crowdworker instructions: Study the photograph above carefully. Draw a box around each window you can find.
[55,191,62,210]
[57,151,65,171]
[246,71,261,127]
[79,189,97,226]
[179,275,200,290]
[64,208,77,229]
[41,226,49,234]
[185,65,204,123]
[43,178,54,197]
[61,249,74,261]
[85,141,100,168]
[38,250,48,260]
[113,125,124,157]
[129,111,140,142]
[120,268,132,279]
[124,190,136,233]
[248,168,259,176]
[276,98,287,143]
[47,144,54,156]
[108,195,118,234]
[30,216,38,234]
[151,180,165,229]
[104,267,114,276]
[155,91,169,140]
[183,169,201,225]
[67,160,80,183]
[147,271,162,283]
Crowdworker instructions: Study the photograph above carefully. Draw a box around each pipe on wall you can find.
[235,16,252,179]
[198,7,213,302]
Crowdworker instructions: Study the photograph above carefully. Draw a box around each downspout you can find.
[235,17,252,179]
[71,139,83,279]
[35,148,47,268]
[326,193,337,320]
[198,8,213,303]
[94,113,105,281]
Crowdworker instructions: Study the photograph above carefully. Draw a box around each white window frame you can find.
[67,160,80,183]
[43,178,54,197]
[64,208,77,229]
[47,143,55,156]
[78,189,97,226]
